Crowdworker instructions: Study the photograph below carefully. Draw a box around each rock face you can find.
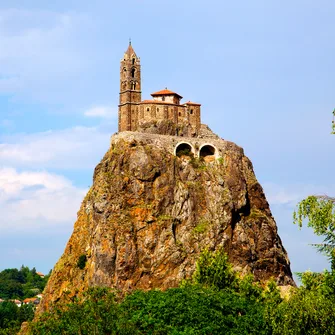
[39,131,294,313]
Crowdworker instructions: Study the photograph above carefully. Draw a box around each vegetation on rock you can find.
[77,255,87,270]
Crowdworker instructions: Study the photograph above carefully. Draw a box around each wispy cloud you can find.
[84,106,118,119]
[263,182,335,207]
[0,126,111,169]
[0,168,86,232]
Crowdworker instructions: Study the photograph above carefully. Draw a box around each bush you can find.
[77,255,87,269]
[193,248,237,290]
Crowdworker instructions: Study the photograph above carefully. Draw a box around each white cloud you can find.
[0,167,70,196]
[0,126,112,169]
[0,168,86,232]
[84,106,118,119]
[263,182,335,207]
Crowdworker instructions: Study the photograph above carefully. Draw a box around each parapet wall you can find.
[111,127,244,160]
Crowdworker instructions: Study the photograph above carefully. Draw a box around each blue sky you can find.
[0,0,334,279]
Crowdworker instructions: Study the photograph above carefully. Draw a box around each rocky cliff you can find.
[38,130,294,313]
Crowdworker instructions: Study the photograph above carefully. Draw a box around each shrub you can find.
[77,255,87,270]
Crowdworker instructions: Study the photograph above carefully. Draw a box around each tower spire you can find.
[118,43,142,132]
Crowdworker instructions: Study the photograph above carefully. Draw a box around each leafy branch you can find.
[294,195,335,259]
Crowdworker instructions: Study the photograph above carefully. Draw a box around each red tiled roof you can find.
[140,100,185,106]
[141,100,172,105]
[10,299,21,304]
[151,89,183,99]
[184,101,201,106]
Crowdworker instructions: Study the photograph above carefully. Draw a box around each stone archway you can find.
[199,144,216,162]
[175,142,195,158]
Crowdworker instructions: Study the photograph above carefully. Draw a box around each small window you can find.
[162,96,165,101]
[131,68,135,78]
[147,108,150,111]
[190,109,193,114]
[157,108,159,112]
[132,58,135,64]
[179,112,181,116]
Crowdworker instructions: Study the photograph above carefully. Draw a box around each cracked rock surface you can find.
[38,132,294,313]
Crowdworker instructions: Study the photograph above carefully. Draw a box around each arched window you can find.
[175,143,193,158]
[199,145,216,158]
[190,109,194,115]
[131,68,135,78]
[132,58,135,65]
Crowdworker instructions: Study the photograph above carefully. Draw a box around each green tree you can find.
[0,301,18,329]
[28,250,276,335]
[293,195,335,259]
[293,112,335,260]
[193,247,237,290]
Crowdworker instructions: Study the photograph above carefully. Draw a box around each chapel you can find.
[118,42,201,136]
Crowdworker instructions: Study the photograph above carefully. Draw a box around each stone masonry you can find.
[118,43,202,137]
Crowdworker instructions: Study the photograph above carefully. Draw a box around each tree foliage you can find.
[0,301,34,334]
[192,248,237,290]
[0,266,49,334]
[0,266,50,300]
[21,247,335,334]
[27,250,277,335]
[293,195,335,257]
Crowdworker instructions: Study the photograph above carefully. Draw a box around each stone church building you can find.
[117,42,226,161]
[118,42,201,136]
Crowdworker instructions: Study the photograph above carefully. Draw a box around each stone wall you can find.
[112,127,242,160]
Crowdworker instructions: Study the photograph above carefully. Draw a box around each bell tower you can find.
[118,41,141,132]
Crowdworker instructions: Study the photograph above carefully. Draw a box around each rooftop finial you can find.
[129,38,131,46]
